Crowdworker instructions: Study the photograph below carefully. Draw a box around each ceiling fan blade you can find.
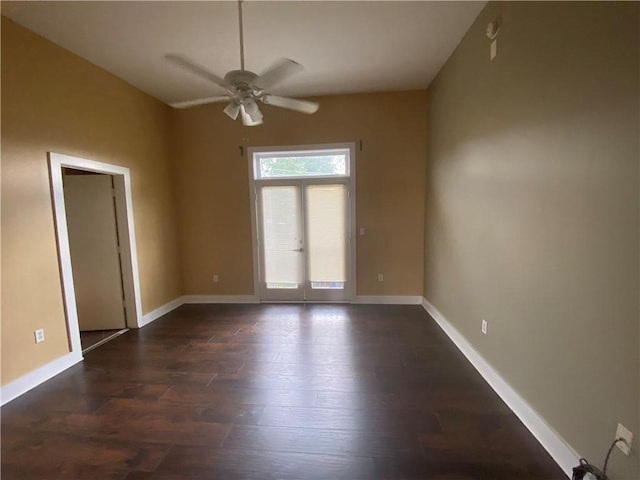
[240,103,263,127]
[261,95,319,114]
[165,53,230,90]
[169,95,232,109]
[255,58,303,89]
[224,102,240,120]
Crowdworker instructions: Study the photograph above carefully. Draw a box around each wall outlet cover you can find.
[481,319,488,335]
[615,423,633,455]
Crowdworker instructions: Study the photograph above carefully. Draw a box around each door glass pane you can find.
[261,186,303,289]
[306,184,347,289]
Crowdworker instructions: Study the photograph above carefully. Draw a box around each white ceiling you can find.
[3,1,485,104]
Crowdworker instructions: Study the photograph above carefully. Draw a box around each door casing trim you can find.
[48,152,143,359]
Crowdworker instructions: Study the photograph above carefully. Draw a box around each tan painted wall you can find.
[172,91,427,297]
[1,17,182,385]
[424,2,639,479]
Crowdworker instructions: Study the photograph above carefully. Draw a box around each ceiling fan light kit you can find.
[167,0,319,126]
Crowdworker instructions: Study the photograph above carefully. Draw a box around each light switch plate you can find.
[34,329,45,344]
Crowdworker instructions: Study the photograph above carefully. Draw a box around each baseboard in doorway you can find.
[421,297,578,478]
[81,328,129,354]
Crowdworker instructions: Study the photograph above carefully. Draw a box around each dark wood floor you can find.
[1,304,565,480]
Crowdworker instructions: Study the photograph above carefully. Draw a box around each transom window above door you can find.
[252,148,350,180]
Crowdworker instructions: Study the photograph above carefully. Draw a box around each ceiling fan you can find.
[166,0,319,126]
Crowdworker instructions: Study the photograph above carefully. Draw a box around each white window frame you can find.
[247,143,356,302]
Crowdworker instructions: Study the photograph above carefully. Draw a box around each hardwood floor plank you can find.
[239,360,374,378]
[258,405,443,434]
[215,385,320,407]
[2,427,168,473]
[223,425,424,458]
[373,454,542,480]
[157,446,374,479]
[2,462,128,480]
[41,414,229,448]
[258,405,365,430]
[316,391,379,409]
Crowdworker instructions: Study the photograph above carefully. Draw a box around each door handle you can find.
[291,248,304,252]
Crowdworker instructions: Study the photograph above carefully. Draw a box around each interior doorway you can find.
[49,152,143,358]
[248,144,356,302]
[62,169,128,352]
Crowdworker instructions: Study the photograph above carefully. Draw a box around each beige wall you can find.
[172,91,427,297]
[1,17,182,384]
[424,2,639,479]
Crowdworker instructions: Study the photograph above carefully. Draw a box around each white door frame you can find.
[247,143,357,303]
[48,152,143,357]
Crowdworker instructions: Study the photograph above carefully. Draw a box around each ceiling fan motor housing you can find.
[225,70,259,91]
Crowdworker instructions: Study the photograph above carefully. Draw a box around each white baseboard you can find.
[182,295,259,304]
[181,295,421,305]
[139,296,185,327]
[351,295,422,305]
[421,298,578,478]
[139,295,262,325]
[0,351,83,406]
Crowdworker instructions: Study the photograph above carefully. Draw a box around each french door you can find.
[256,179,351,302]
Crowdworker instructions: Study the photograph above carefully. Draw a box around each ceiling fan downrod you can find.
[237,0,245,71]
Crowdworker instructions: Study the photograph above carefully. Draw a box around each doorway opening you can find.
[62,168,128,352]
[49,153,143,358]
[248,144,356,302]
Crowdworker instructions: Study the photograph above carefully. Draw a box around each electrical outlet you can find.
[359,227,366,236]
[481,319,488,335]
[34,329,45,344]
[615,423,633,455]
[213,274,219,283]
[377,273,384,282]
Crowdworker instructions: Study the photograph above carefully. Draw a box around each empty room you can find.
[1,1,638,479]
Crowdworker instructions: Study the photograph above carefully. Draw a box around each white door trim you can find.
[48,152,143,360]
[247,143,357,303]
